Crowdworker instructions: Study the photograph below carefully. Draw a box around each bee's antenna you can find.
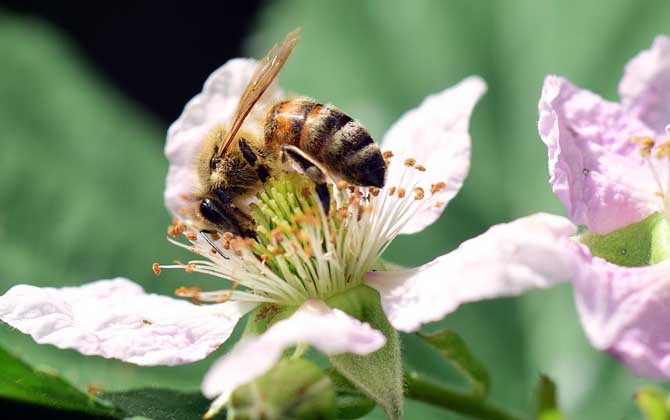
[199,231,230,260]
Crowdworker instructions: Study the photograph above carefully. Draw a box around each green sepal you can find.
[533,375,564,420]
[243,303,298,337]
[417,329,490,398]
[326,369,376,419]
[326,285,404,420]
[634,386,669,420]
[227,358,336,420]
[580,212,669,267]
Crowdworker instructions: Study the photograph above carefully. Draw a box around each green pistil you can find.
[580,212,670,267]
[249,172,340,290]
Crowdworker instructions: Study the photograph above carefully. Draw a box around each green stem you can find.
[404,370,523,420]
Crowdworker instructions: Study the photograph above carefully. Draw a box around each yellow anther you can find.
[655,140,670,159]
[632,136,655,157]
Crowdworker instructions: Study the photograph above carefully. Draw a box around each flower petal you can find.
[201,299,385,402]
[619,36,670,135]
[366,213,579,332]
[164,58,285,216]
[381,76,487,234]
[0,278,253,366]
[572,254,670,378]
[538,75,662,234]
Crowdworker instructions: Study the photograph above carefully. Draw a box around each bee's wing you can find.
[217,27,301,157]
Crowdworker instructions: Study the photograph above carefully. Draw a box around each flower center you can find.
[632,124,670,226]
[155,151,438,306]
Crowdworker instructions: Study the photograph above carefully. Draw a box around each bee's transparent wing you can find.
[217,28,301,157]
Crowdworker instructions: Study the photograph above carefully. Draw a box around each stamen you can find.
[414,187,425,200]
[152,263,161,276]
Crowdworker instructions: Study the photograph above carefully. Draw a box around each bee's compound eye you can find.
[199,198,229,227]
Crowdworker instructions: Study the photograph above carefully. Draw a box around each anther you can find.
[301,187,311,198]
[434,201,445,208]
[383,151,394,159]
[336,180,348,190]
[632,136,655,157]
[175,286,201,304]
[404,158,416,167]
[369,187,380,197]
[397,188,406,198]
[656,141,670,159]
[337,207,349,219]
[415,164,426,172]
[430,182,447,194]
[223,232,234,241]
[389,186,396,196]
[271,226,285,242]
[152,263,161,276]
[414,187,425,200]
[185,231,197,241]
[185,263,197,273]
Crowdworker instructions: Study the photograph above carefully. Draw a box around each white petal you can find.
[201,299,385,401]
[164,58,285,216]
[573,255,670,378]
[366,213,579,332]
[619,35,670,134]
[380,76,487,234]
[0,278,254,366]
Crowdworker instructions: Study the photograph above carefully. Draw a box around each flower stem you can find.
[404,370,523,420]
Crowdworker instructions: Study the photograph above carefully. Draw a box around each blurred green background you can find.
[1,1,668,419]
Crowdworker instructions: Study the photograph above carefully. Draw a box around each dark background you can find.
[2,1,262,124]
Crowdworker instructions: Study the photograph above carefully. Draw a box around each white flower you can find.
[0,58,578,413]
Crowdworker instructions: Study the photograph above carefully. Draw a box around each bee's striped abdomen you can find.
[265,98,386,188]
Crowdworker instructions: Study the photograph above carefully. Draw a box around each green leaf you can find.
[326,285,404,420]
[533,375,564,420]
[228,358,335,420]
[100,388,222,420]
[326,369,376,419]
[634,386,669,420]
[417,330,490,398]
[0,346,121,418]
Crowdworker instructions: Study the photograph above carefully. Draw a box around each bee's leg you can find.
[238,138,271,182]
[280,145,331,215]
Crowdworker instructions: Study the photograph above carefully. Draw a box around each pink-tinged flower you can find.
[538,35,670,378]
[0,55,578,413]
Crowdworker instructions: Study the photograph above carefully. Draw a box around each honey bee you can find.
[192,28,387,237]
